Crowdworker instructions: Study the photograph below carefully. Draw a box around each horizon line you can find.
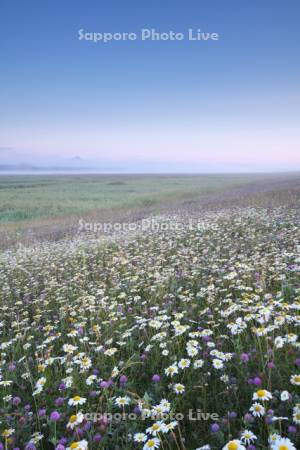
[1,170,300,176]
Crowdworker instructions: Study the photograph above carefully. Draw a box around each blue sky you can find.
[1,0,300,171]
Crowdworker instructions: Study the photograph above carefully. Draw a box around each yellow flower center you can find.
[70,443,79,449]
[257,389,266,398]
[279,446,288,450]
[228,442,239,450]
[73,396,81,402]
[152,424,160,430]
[295,376,300,383]
[147,441,156,448]
[70,415,77,423]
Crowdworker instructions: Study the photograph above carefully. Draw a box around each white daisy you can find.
[240,430,257,445]
[178,358,190,369]
[250,402,265,417]
[290,374,300,385]
[173,383,185,394]
[143,438,161,450]
[146,421,168,436]
[164,364,178,377]
[222,439,246,450]
[212,358,224,369]
[115,396,131,407]
[68,396,87,406]
[272,437,296,450]
[134,433,147,443]
[252,389,272,402]
[66,440,88,450]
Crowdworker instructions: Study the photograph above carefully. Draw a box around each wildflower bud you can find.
[12,396,21,406]
[83,422,91,431]
[50,411,61,422]
[74,427,84,438]
[133,406,141,415]
[240,353,249,362]
[8,363,17,372]
[253,376,262,386]
[210,423,220,432]
[93,434,102,443]
[25,444,36,450]
[244,413,254,423]
[38,409,46,417]
[55,397,64,407]
[119,375,128,387]
[89,390,98,397]
[19,416,27,426]
[280,391,290,401]
[152,374,161,383]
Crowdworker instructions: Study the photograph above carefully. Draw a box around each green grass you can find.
[0,173,282,227]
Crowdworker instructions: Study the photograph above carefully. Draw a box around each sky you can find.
[0,0,300,172]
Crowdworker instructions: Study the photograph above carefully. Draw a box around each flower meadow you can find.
[1,207,300,450]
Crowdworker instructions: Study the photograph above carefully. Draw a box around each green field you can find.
[1,172,300,251]
[0,173,292,226]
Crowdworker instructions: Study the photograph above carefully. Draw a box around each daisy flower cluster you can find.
[0,204,300,449]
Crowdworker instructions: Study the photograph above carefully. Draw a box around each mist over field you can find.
[1,148,300,174]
